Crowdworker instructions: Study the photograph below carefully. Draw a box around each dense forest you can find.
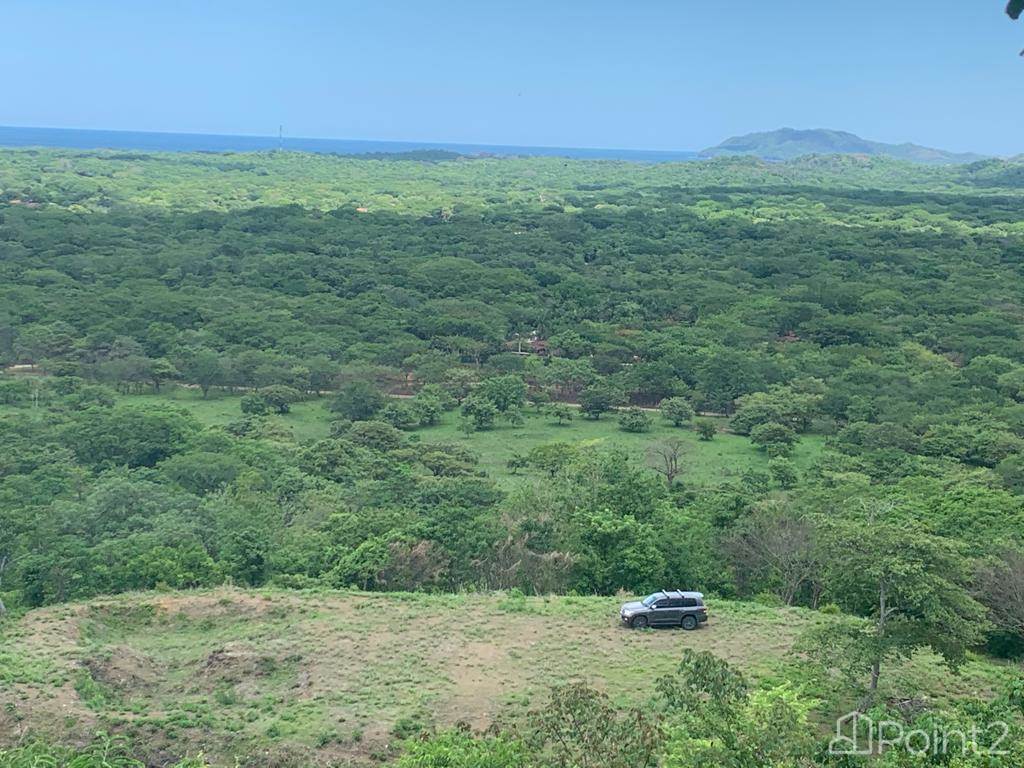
[2,148,1024,766]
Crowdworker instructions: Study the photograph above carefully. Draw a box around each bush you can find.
[660,396,695,426]
[461,395,498,430]
[618,407,652,433]
[380,401,419,431]
[240,393,269,415]
[547,403,575,425]
[330,381,385,421]
[347,420,405,451]
[258,384,301,414]
[750,421,797,457]
[579,381,625,420]
[395,731,526,768]
[694,419,717,440]
[768,457,799,489]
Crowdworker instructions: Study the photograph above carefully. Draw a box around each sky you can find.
[4,1,1022,155]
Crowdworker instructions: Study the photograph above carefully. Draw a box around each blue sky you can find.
[4,1,1022,154]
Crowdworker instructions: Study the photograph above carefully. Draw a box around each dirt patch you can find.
[439,641,510,730]
[203,642,291,682]
[83,645,161,692]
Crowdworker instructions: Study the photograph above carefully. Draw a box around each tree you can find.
[160,451,243,495]
[647,438,685,487]
[767,457,798,489]
[694,419,716,441]
[749,421,797,457]
[996,453,1024,493]
[240,393,269,415]
[380,401,419,431]
[63,404,200,469]
[730,384,822,435]
[812,512,988,701]
[461,395,498,430]
[527,442,578,478]
[411,392,443,426]
[547,402,575,425]
[442,368,479,403]
[657,650,817,768]
[506,452,529,475]
[527,388,552,412]
[220,526,270,586]
[574,508,666,593]
[182,350,224,398]
[148,357,179,392]
[660,396,695,427]
[975,548,1024,654]
[725,503,820,606]
[346,420,405,451]
[330,381,385,421]
[259,384,301,414]
[476,374,528,412]
[618,407,652,433]
[1010,0,1024,53]
[528,682,664,768]
[579,381,625,420]
[504,407,525,427]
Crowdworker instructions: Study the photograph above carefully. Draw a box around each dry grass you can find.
[0,588,1012,766]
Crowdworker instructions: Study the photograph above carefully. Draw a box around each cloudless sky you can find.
[4,1,1022,155]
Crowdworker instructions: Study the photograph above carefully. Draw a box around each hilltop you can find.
[0,589,1013,766]
[701,127,988,164]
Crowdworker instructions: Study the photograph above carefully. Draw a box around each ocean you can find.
[0,125,698,163]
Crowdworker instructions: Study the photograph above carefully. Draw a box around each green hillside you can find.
[3,147,1024,766]
[1,589,1015,767]
[700,127,987,164]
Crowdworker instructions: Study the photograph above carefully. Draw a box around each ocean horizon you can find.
[0,125,698,163]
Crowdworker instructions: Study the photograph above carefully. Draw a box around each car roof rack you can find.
[662,589,704,600]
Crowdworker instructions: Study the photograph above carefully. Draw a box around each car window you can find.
[667,598,684,608]
[642,594,661,607]
[654,600,670,608]
[682,598,701,607]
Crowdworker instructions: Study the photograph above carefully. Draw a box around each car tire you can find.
[681,615,698,631]
[631,615,649,629]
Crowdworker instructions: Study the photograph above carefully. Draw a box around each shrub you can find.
[240,393,269,415]
[618,407,652,433]
[750,421,797,457]
[694,419,717,440]
[347,420,405,451]
[579,382,625,420]
[395,731,526,768]
[330,381,385,421]
[660,396,695,426]
[258,384,301,414]
[768,457,799,489]
[380,401,419,431]
[461,395,498,430]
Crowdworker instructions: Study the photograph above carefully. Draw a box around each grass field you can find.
[104,387,826,487]
[0,588,1011,766]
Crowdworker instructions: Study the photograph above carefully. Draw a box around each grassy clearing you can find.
[92,387,826,487]
[125,388,334,443]
[1,382,825,487]
[415,407,825,486]
[0,589,1011,766]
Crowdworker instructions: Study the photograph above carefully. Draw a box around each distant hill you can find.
[701,128,988,165]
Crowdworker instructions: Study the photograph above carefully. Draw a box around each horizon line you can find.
[0,123,702,157]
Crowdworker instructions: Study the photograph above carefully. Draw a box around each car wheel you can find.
[681,615,698,631]
[631,615,649,629]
